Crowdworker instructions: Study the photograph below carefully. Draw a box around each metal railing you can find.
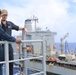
[0,40,46,75]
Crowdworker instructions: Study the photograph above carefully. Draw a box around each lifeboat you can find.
[48,56,57,62]
[53,45,56,50]
[16,46,20,50]
[26,47,31,51]
[16,46,31,52]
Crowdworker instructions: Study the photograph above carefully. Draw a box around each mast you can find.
[30,15,38,31]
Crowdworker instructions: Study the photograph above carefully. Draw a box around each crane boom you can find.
[60,33,69,54]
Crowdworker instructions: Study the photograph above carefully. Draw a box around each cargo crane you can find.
[60,33,69,54]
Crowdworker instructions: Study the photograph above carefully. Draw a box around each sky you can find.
[0,0,76,42]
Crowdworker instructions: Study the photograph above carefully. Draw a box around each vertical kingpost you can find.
[42,40,46,75]
[21,20,28,75]
[19,43,24,75]
[5,41,9,75]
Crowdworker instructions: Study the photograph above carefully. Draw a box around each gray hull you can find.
[28,61,76,75]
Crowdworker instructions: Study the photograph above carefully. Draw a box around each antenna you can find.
[30,15,38,31]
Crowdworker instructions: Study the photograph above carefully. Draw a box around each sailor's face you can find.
[1,14,8,20]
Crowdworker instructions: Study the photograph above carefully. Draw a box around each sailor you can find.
[0,9,22,75]
[0,9,28,75]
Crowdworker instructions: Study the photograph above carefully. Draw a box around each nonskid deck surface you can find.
[2,67,40,75]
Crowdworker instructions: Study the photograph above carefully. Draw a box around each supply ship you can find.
[1,17,76,75]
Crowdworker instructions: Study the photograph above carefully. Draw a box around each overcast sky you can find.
[0,0,76,42]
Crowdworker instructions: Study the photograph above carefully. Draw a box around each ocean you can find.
[3,67,59,75]
[3,67,40,75]
[55,42,76,53]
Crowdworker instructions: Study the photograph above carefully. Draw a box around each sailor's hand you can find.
[15,38,22,44]
[24,28,28,35]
